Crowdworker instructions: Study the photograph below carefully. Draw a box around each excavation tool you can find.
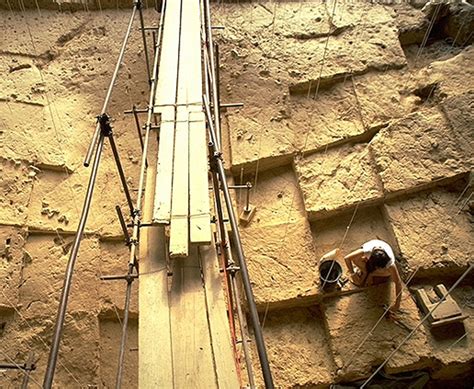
[239,181,257,225]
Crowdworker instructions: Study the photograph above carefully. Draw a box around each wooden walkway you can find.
[152,0,212,258]
[139,0,239,387]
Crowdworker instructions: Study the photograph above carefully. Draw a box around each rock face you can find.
[324,283,431,381]
[385,187,474,279]
[251,307,335,387]
[2,2,474,388]
[295,144,383,220]
[241,218,317,307]
[370,109,473,196]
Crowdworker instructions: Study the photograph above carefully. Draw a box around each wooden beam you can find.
[152,0,182,225]
[139,149,172,387]
[169,250,217,387]
[200,243,240,387]
[153,107,176,224]
[169,110,189,257]
[189,111,212,244]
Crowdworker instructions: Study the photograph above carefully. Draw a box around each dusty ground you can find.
[1,1,473,388]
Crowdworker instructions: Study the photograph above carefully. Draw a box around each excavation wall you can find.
[1,1,473,388]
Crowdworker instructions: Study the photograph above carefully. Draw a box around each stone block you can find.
[295,144,383,220]
[441,91,474,143]
[428,286,474,380]
[312,206,399,264]
[0,311,100,387]
[0,159,35,225]
[241,219,317,307]
[0,226,26,310]
[0,102,68,171]
[238,165,305,228]
[19,234,101,319]
[385,187,473,279]
[98,240,138,316]
[352,70,419,130]
[26,168,125,237]
[226,109,295,172]
[99,317,138,388]
[290,81,366,153]
[389,3,429,45]
[370,110,473,196]
[412,46,474,99]
[324,283,431,381]
[251,307,335,388]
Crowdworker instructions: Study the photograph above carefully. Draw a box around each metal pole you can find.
[203,0,222,149]
[230,270,256,389]
[125,0,165,269]
[215,42,223,145]
[132,106,145,153]
[21,352,35,389]
[116,205,131,245]
[204,95,274,389]
[84,3,139,167]
[43,134,105,388]
[137,0,152,84]
[115,265,134,389]
[108,132,134,216]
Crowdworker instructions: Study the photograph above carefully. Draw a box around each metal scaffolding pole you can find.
[204,95,275,389]
[43,3,141,387]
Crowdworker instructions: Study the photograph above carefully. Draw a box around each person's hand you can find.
[349,269,364,286]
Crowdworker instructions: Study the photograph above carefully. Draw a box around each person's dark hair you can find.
[365,248,390,275]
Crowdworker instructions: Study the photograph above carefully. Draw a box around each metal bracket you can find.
[97,113,113,137]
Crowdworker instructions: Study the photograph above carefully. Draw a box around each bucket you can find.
[319,259,343,285]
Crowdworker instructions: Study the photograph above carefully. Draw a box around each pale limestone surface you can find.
[295,144,383,220]
[241,218,317,306]
[100,318,138,388]
[0,226,25,309]
[0,159,34,225]
[239,165,305,227]
[98,240,138,316]
[429,286,474,380]
[385,188,474,279]
[20,235,102,319]
[324,283,431,381]
[1,3,474,387]
[311,206,399,263]
[216,2,409,172]
[412,46,474,99]
[251,307,335,388]
[370,109,473,196]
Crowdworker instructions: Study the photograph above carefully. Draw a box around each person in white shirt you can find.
[343,239,402,313]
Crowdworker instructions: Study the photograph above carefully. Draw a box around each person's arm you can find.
[344,248,364,274]
[389,265,402,311]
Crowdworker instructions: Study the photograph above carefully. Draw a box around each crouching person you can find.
[344,239,402,313]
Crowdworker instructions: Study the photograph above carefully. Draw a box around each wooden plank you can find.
[139,147,173,387]
[186,0,211,244]
[189,111,212,244]
[168,0,195,256]
[200,243,241,388]
[169,110,189,257]
[169,249,217,388]
[152,0,182,224]
[153,107,176,224]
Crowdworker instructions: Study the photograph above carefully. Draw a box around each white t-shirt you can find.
[361,239,395,268]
